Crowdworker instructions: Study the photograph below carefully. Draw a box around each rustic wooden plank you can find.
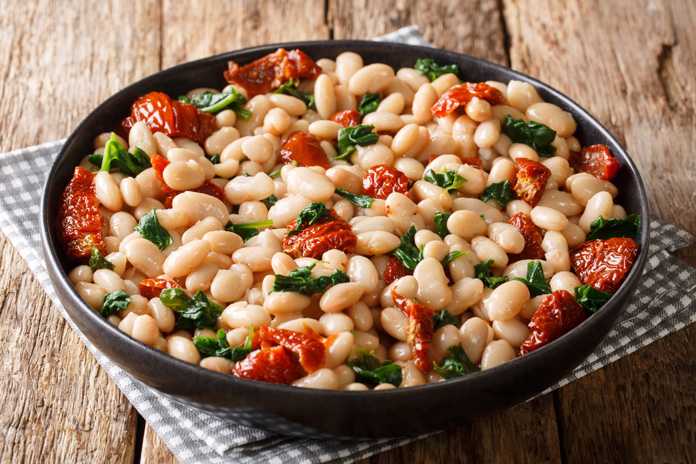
[139,424,178,464]
[502,0,696,462]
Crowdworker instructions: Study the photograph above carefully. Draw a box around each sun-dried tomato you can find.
[56,167,106,260]
[570,238,639,293]
[572,144,621,181]
[119,91,216,144]
[507,213,545,262]
[224,48,322,98]
[150,154,225,208]
[383,257,412,285]
[519,290,587,355]
[391,288,434,372]
[233,345,302,384]
[431,83,504,118]
[283,209,357,259]
[514,158,551,207]
[428,154,483,168]
[138,278,181,300]
[279,131,330,169]
[363,165,411,200]
[330,109,361,128]
[252,326,326,374]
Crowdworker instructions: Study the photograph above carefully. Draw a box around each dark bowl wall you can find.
[41,41,650,439]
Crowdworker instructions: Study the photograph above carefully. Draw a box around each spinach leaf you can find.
[225,219,274,242]
[433,309,460,331]
[334,188,374,208]
[574,285,613,314]
[183,88,251,119]
[269,167,282,178]
[346,348,402,387]
[134,209,173,251]
[271,262,350,295]
[89,247,114,273]
[414,58,459,82]
[335,125,379,160]
[502,115,557,157]
[262,194,278,209]
[159,288,224,330]
[393,226,424,271]
[209,154,221,165]
[193,327,254,362]
[480,180,514,208]
[433,211,451,239]
[100,290,131,318]
[514,259,552,297]
[358,93,382,117]
[586,214,641,241]
[474,259,509,289]
[433,345,479,379]
[90,133,152,177]
[272,78,316,110]
[423,169,467,191]
[441,251,469,267]
[285,202,331,237]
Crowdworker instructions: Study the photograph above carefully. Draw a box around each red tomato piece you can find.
[391,288,434,372]
[224,48,322,97]
[572,144,621,180]
[507,213,545,262]
[514,158,551,207]
[383,257,412,285]
[150,154,225,208]
[570,238,639,293]
[283,209,357,259]
[253,326,326,374]
[233,345,302,384]
[330,109,361,128]
[519,290,587,355]
[431,83,504,118]
[119,91,216,144]
[138,278,181,299]
[363,165,411,200]
[56,167,105,260]
[428,154,483,168]
[279,131,330,169]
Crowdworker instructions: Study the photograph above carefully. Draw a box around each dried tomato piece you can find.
[514,158,551,207]
[233,345,302,384]
[279,131,330,169]
[330,109,361,128]
[572,144,621,181]
[391,288,434,372]
[428,154,483,168]
[363,165,411,200]
[507,213,545,262]
[150,154,225,207]
[283,210,357,259]
[56,167,106,260]
[431,83,504,118]
[570,238,639,293]
[383,257,412,285]
[253,326,326,374]
[224,48,322,98]
[119,91,216,144]
[138,278,181,300]
[519,290,587,355]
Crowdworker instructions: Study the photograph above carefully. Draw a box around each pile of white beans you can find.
[68,51,627,390]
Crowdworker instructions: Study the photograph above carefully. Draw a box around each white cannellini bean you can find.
[286,167,335,202]
[484,280,530,321]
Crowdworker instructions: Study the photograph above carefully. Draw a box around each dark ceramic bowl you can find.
[40,40,649,439]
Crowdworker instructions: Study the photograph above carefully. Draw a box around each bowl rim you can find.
[40,39,651,402]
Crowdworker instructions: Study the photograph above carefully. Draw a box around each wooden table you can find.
[1,0,694,462]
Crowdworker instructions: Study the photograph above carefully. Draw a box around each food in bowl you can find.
[56,48,641,391]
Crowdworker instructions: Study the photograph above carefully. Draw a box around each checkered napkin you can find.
[1,26,695,464]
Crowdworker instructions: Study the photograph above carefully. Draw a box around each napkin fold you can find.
[1,26,695,464]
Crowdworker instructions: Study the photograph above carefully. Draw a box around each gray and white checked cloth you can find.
[1,26,695,464]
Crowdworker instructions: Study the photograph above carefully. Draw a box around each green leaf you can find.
[272,79,316,110]
[358,93,382,117]
[100,290,131,318]
[285,202,331,237]
[586,214,641,241]
[334,188,374,208]
[335,125,379,160]
[514,259,552,297]
[346,348,402,387]
[186,88,251,119]
[480,180,514,208]
[225,219,274,242]
[193,327,254,361]
[209,154,221,165]
[574,285,612,314]
[393,226,424,271]
[414,58,459,82]
[134,209,173,251]
[423,169,467,192]
[433,345,479,379]
[433,309,460,331]
[89,247,114,273]
[94,133,152,176]
[474,259,509,289]
[433,211,451,239]
[159,288,223,330]
[271,262,350,295]
[502,115,557,157]
[441,251,469,267]
[269,167,282,178]
[262,194,278,209]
